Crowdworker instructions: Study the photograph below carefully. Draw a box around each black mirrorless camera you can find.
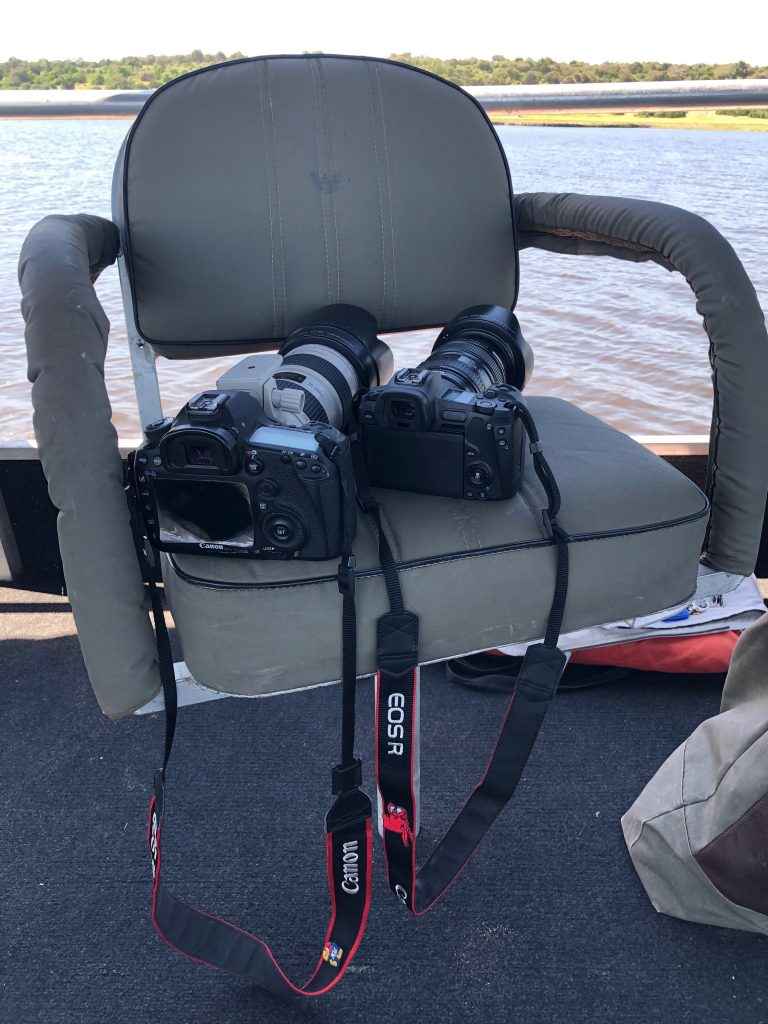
[358,305,533,500]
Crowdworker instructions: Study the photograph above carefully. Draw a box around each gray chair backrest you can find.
[113,54,518,358]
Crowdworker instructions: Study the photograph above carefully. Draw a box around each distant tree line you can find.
[714,107,768,117]
[1,51,767,90]
[390,54,768,86]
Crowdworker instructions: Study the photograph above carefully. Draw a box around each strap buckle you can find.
[332,758,363,794]
[337,554,356,597]
[316,434,340,461]
[541,509,557,538]
[356,491,379,514]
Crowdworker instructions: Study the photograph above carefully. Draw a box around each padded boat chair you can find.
[19,55,768,718]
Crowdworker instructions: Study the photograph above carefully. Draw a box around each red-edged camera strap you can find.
[148,770,372,997]
[376,630,567,914]
[361,397,571,915]
[129,445,373,998]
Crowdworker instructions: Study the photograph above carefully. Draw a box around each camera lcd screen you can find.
[154,479,253,547]
[249,426,319,452]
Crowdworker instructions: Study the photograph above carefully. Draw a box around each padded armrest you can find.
[19,214,161,717]
[514,192,768,577]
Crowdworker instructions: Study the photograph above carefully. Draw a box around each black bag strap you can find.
[126,452,372,998]
[354,393,571,914]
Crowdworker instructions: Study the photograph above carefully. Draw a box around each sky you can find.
[3,0,767,65]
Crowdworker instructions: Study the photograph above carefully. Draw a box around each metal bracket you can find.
[118,252,163,429]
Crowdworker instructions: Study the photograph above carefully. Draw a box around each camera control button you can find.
[465,490,476,499]
[441,410,467,423]
[476,400,495,414]
[262,510,306,550]
[467,463,493,488]
[294,458,307,470]
[137,453,148,466]
[280,454,292,464]
[246,459,264,476]
[152,456,162,467]
[496,427,507,436]
[256,479,280,499]
[311,464,323,475]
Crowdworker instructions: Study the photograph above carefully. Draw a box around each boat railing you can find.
[0,79,766,117]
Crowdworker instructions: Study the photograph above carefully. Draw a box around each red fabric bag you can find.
[568,632,741,674]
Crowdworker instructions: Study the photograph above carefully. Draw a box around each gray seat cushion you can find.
[164,397,708,694]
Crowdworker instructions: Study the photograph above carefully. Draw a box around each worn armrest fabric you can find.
[19,213,161,717]
[514,192,768,577]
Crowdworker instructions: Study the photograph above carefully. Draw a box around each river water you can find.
[1,120,766,440]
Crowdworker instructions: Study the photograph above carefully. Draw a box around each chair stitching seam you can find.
[374,63,397,324]
[319,61,341,303]
[366,61,387,326]
[264,61,287,333]
[310,59,332,303]
[257,63,277,335]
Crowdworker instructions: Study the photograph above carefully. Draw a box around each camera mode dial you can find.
[143,417,174,445]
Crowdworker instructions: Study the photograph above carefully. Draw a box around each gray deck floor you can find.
[2,583,768,1024]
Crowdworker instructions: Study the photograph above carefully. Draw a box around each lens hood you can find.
[432,305,533,391]
[281,304,394,388]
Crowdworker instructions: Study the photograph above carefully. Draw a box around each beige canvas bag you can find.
[622,612,768,933]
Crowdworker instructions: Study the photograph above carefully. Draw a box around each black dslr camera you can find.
[134,390,356,560]
[132,303,394,561]
[358,305,533,500]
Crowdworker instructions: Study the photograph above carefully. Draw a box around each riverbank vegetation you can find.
[491,110,768,130]
[1,52,767,90]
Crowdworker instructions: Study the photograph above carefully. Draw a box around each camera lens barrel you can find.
[278,304,394,429]
[419,340,506,394]
[428,305,533,394]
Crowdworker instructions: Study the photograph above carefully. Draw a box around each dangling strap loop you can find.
[148,770,373,996]
[126,451,372,999]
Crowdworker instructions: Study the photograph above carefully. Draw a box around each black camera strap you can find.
[352,398,570,914]
[126,453,373,999]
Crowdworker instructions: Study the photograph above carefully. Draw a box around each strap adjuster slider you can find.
[337,554,356,597]
[332,758,363,794]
